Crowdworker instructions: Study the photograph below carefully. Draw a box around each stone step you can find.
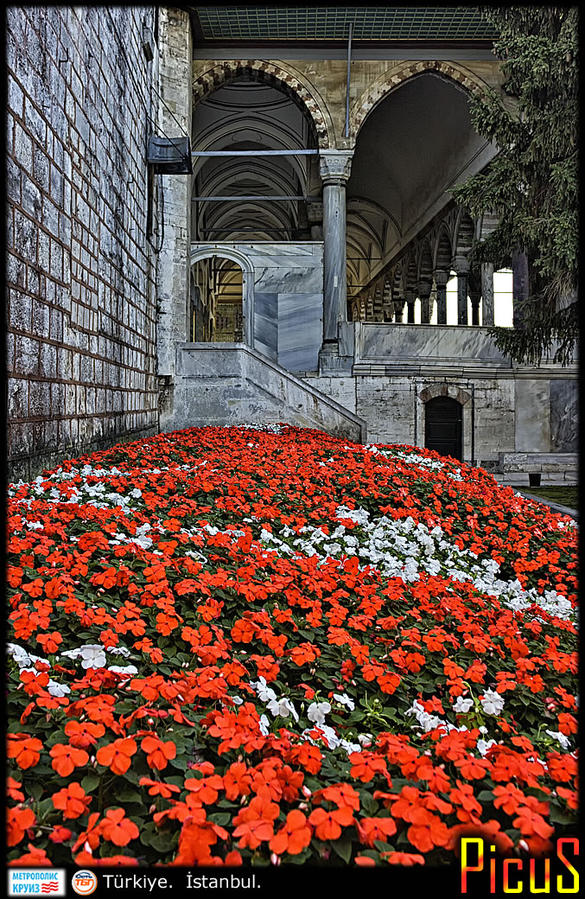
[167,343,367,442]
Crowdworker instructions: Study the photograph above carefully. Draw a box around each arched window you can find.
[424,396,463,461]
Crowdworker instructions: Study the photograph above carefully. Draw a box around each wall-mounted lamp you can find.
[147,135,192,174]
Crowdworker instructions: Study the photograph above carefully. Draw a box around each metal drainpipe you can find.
[344,22,353,138]
[413,382,418,448]
[470,382,475,466]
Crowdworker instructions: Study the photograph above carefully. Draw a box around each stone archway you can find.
[190,245,255,346]
[416,382,473,462]
[350,60,493,138]
[192,60,334,148]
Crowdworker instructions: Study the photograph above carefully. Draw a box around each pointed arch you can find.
[434,226,453,272]
[454,208,476,258]
[192,61,334,148]
[351,60,492,139]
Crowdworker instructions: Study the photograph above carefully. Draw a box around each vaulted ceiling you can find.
[192,77,319,241]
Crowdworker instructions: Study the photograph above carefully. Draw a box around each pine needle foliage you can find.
[453,6,578,365]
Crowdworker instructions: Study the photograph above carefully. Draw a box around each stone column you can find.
[481,262,495,325]
[319,151,353,345]
[382,281,393,321]
[392,299,403,322]
[373,284,383,321]
[366,294,373,321]
[418,281,432,324]
[453,256,469,325]
[434,270,449,324]
[405,289,415,323]
[512,249,529,329]
[468,268,481,327]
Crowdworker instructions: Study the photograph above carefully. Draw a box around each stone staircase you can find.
[164,342,366,442]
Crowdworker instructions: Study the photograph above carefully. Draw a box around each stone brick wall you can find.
[6,6,160,479]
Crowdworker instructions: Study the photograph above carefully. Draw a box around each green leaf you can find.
[332,833,353,863]
[81,773,101,793]
[208,812,232,826]
[549,805,577,826]
[27,782,44,801]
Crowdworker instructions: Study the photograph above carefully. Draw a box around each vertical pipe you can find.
[344,22,353,138]
[471,382,475,466]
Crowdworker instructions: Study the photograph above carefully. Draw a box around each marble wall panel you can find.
[278,292,322,372]
[253,292,278,361]
[515,380,551,452]
[357,323,510,364]
[254,264,322,294]
[550,379,578,452]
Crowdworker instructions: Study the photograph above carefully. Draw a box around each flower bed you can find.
[6,425,578,867]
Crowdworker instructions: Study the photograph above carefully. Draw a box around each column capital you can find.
[434,269,450,288]
[417,280,432,299]
[453,255,470,274]
[319,150,354,184]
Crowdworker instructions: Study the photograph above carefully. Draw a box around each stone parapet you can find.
[170,343,367,442]
[500,453,578,473]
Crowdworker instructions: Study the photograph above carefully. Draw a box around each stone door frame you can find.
[416,381,473,462]
[190,245,255,347]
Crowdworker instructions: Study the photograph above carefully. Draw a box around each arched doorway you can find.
[425,396,463,460]
[190,256,243,342]
[190,247,254,345]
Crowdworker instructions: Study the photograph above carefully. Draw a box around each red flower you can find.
[141,735,177,771]
[99,808,140,846]
[96,738,137,775]
[52,782,92,819]
[50,743,89,777]
[308,805,354,840]
[139,778,181,799]
[406,807,450,853]
[383,851,425,866]
[269,810,312,856]
[7,734,43,770]
[357,816,397,847]
[7,807,36,846]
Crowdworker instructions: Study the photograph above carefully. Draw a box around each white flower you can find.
[333,693,355,711]
[62,644,107,669]
[477,738,497,756]
[108,665,138,676]
[251,677,277,704]
[47,680,71,697]
[358,733,373,747]
[545,730,571,751]
[341,739,362,755]
[453,697,474,714]
[7,643,34,669]
[267,697,299,722]
[307,701,331,725]
[480,689,505,716]
[309,724,340,749]
[259,714,270,736]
